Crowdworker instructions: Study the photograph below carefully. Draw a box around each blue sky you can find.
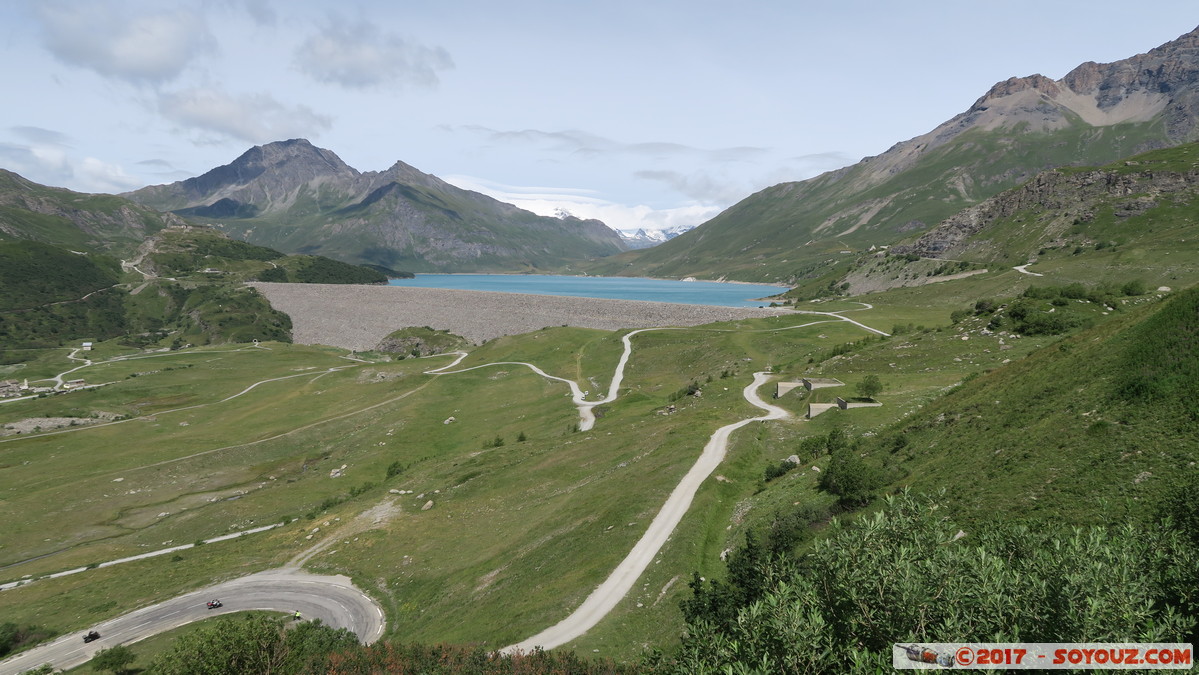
[0,1,1195,233]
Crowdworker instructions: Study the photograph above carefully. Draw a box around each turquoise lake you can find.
[387,274,787,308]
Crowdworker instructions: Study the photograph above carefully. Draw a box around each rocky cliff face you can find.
[125,140,626,272]
[902,26,1199,167]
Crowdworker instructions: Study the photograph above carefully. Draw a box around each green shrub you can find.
[292,256,387,284]
[0,622,57,658]
[818,443,884,507]
[256,266,288,282]
[668,492,1199,673]
[763,458,798,482]
[1122,279,1147,296]
[151,614,358,675]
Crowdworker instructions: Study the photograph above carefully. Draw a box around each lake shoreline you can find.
[386,273,789,308]
[400,271,791,289]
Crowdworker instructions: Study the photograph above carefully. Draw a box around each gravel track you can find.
[248,282,789,350]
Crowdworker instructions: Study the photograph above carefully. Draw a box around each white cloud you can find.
[158,87,333,144]
[443,175,721,233]
[294,16,453,89]
[77,157,143,192]
[455,125,767,162]
[11,126,72,146]
[0,142,74,187]
[239,0,277,26]
[35,1,213,84]
[635,169,748,204]
[0,141,141,193]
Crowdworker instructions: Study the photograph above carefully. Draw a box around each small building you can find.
[81,342,93,351]
[63,379,86,389]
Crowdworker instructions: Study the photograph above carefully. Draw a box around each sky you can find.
[0,1,1196,234]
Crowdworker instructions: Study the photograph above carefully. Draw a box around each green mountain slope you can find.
[138,226,389,284]
[0,169,183,256]
[593,27,1199,284]
[833,142,1199,296]
[0,241,129,357]
[732,285,1199,530]
[124,139,627,272]
[0,167,429,362]
[0,241,120,312]
[651,286,1199,671]
[889,289,1198,524]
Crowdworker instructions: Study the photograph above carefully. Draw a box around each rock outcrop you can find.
[893,165,1199,259]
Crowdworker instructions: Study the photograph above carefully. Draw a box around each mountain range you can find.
[9,27,1199,287]
[617,223,698,249]
[593,25,1199,285]
[123,139,628,272]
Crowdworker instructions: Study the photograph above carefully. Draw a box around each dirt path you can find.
[288,499,401,568]
[792,301,891,336]
[502,371,788,653]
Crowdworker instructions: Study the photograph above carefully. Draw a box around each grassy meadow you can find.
[0,279,1160,662]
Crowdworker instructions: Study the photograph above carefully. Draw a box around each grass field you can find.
[0,281,1125,662]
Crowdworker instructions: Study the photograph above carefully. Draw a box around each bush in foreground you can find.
[662,491,1198,674]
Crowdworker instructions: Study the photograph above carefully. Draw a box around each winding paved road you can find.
[1,305,885,667]
[0,570,384,675]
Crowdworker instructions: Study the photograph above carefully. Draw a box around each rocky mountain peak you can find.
[230,138,358,181]
[1147,24,1199,56]
[375,158,433,185]
[158,138,358,203]
[1063,26,1199,96]
[972,74,1061,108]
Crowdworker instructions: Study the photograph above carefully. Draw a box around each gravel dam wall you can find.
[248,282,790,350]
